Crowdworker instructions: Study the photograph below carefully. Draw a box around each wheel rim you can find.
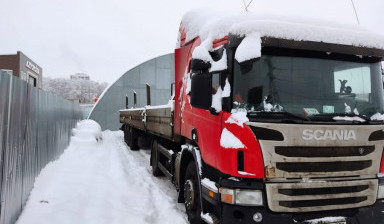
[184,179,196,211]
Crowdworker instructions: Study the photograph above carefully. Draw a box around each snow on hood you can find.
[179,9,384,50]
[333,116,366,123]
[371,113,384,121]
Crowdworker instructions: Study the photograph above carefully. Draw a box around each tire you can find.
[151,140,163,176]
[129,127,139,151]
[184,161,203,224]
[124,125,131,146]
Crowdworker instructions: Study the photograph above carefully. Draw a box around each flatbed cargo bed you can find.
[119,101,174,140]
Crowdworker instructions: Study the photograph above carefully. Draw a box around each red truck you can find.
[120,10,384,224]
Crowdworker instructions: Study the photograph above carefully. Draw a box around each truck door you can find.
[190,72,223,168]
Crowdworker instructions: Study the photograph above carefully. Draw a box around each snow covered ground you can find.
[16,120,188,224]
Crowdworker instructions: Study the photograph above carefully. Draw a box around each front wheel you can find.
[184,161,203,224]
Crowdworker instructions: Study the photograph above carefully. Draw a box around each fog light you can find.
[378,185,384,199]
[253,212,263,222]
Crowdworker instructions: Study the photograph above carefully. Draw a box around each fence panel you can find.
[0,71,82,224]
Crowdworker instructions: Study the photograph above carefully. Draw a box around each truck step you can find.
[201,212,220,224]
[158,163,173,179]
[157,143,173,160]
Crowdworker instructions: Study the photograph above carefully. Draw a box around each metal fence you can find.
[0,71,82,224]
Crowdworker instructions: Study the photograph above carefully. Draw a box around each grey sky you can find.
[0,0,383,83]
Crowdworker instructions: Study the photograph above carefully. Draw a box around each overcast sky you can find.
[0,0,383,84]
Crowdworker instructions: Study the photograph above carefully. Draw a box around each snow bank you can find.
[71,119,102,146]
[17,122,187,224]
[179,9,384,50]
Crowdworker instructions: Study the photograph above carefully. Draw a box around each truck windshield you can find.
[232,54,384,122]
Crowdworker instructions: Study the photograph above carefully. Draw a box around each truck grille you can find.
[266,179,378,212]
[275,146,375,157]
[249,122,384,213]
[263,146,377,178]
[276,161,372,173]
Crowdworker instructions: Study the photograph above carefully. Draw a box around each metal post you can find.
[125,95,129,109]
[146,83,151,106]
[133,91,137,108]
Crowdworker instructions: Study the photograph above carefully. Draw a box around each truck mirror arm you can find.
[209,107,219,115]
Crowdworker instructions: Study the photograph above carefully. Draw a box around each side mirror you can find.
[190,59,211,73]
[190,73,211,109]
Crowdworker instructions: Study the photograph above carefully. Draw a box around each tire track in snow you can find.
[113,131,188,224]
[16,130,187,224]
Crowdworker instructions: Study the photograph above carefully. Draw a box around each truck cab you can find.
[120,10,384,224]
[174,12,384,224]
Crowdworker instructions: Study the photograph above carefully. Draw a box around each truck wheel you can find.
[151,140,163,176]
[184,161,203,224]
[129,127,139,151]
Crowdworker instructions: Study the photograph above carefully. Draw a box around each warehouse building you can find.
[0,51,42,88]
[89,53,174,131]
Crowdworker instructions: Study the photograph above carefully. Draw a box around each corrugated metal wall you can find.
[0,71,82,224]
[89,53,174,131]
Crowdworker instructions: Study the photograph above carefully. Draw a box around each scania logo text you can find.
[302,129,356,141]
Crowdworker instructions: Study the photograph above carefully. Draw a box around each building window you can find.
[27,71,38,87]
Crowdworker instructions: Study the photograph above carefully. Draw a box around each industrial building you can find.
[70,73,90,80]
[89,53,174,130]
[0,51,42,88]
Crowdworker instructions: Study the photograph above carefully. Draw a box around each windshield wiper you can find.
[248,111,311,123]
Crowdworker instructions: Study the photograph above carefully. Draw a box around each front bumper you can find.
[221,200,384,224]
[216,178,384,224]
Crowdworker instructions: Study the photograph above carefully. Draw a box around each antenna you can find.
[350,0,360,25]
[242,0,254,12]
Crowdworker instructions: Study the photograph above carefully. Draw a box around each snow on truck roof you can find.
[178,9,384,51]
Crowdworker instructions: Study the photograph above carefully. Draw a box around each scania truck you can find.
[120,10,384,224]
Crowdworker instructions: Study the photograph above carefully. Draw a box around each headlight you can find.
[378,185,384,199]
[236,190,263,206]
[220,188,263,206]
